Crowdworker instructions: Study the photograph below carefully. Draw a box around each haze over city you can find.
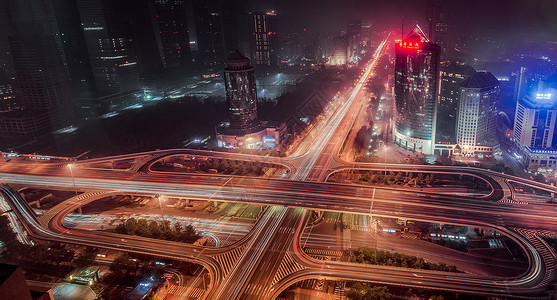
[0,0,555,300]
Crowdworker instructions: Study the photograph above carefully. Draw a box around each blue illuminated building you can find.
[513,74,557,172]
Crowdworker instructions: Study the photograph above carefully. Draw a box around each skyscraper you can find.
[393,26,440,154]
[223,50,258,132]
[347,20,362,64]
[50,0,95,99]
[426,5,451,60]
[153,0,191,69]
[2,0,73,140]
[250,12,278,67]
[76,0,140,97]
[436,62,476,144]
[513,75,557,171]
[217,50,286,149]
[455,72,500,156]
[329,35,348,66]
[189,0,225,67]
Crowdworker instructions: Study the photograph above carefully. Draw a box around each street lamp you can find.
[157,195,167,229]
[383,145,388,175]
[67,164,77,195]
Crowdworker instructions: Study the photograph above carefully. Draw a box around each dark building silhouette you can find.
[393,25,440,154]
[153,0,191,69]
[1,0,73,142]
[426,5,451,60]
[76,0,140,97]
[188,0,225,67]
[223,50,258,132]
[0,263,53,300]
[50,0,95,99]
[250,12,277,67]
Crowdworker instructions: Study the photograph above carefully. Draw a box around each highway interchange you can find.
[1,36,556,299]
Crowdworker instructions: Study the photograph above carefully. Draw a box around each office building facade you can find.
[250,12,277,67]
[153,0,191,69]
[436,62,476,144]
[513,77,557,171]
[76,0,140,97]
[455,72,500,156]
[393,26,440,154]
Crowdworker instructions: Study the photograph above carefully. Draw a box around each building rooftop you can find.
[441,62,476,76]
[460,72,499,89]
[0,263,19,285]
[404,25,430,43]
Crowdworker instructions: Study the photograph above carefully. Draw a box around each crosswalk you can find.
[332,281,345,300]
[272,252,306,286]
[303,247,343,258]
[166,284,204,299]
[498,198,530,205]
[212,244,246,277]
[514,228,556,287]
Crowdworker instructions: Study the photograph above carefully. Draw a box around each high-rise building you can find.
[250,12,278,67]
[76,0,140,97]
[347,20,362,64]
[217,51,286,149]
[153,0,191,69]
[188,0,225,67]
[436,62,476,144]
[50,0,96,98]
[223,51,258,132]
[426,5,451,60]
[513,75,557,171]
[329,35,348,66]
[393,26,440,154]
[3,0,73,140]
[455,72,500,156]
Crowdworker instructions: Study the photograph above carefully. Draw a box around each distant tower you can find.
[224,50,258,132]
[76,0,140,97]
[393,25,440,154]
[426,5,451,60]
[250,12,278,67]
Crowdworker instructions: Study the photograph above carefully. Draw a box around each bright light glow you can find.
[397,41,421,49]
[536,93,552,100]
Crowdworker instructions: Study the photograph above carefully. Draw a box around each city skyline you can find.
[0,1,556,300]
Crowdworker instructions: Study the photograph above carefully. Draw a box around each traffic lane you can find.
[1,173,556,231]
[241,209,305,300]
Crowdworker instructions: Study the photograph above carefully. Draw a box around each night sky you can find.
[0,0,556,52]
[255,0,557,39]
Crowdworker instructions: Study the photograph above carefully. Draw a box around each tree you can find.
[347,283,391,300]
[110,254,138,275]
[75,251,97,268]
[429,295,444,300]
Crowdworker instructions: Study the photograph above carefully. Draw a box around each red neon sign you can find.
[397,41,421,49]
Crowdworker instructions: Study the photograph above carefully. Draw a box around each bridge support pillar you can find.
[77,206,82,214]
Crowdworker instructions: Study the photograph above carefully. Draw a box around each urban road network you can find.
[1,36,556,299]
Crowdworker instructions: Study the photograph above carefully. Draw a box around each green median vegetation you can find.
[108,218,200,244]
[350,246,460,273]
[346,283,391,300]
[358,171,434,187]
